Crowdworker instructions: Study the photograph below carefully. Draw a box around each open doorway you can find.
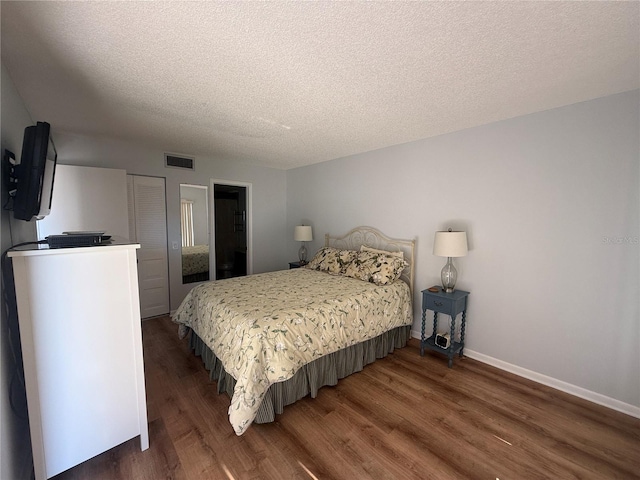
[212,181,251,279]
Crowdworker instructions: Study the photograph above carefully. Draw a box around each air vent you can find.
[165,153,194,170]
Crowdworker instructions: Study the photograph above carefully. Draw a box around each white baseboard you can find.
[142,312,174,321]
[410,330,640,420]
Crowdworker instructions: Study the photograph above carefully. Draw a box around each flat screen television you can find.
[13,121,57,221]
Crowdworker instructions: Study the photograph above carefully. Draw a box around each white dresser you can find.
[9,243,149,479]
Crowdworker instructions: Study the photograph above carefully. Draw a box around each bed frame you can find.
[188,226,416,431]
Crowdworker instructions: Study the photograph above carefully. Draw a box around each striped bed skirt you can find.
[188,324,411,424]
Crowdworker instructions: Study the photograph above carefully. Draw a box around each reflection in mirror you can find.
[180,184,209,284]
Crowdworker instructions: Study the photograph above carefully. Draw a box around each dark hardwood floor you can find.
[54,315,639,480]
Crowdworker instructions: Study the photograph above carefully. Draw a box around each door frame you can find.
[210,179,252,280]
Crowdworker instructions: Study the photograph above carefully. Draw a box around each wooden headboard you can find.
[325,226,416,293]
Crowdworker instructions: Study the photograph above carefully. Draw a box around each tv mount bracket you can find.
[3,149,19,210]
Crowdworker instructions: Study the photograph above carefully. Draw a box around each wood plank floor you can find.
[54,315,639,480]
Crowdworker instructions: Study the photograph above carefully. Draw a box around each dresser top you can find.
[8,242,140,258]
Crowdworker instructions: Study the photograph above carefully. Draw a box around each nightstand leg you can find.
[448,315,455,368]
[432,312,438,337]
[420,309,426,356]
[460,310,467,357]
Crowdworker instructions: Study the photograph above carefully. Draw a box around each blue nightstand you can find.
[420,287,470,368]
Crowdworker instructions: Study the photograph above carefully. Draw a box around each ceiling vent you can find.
[165,153,195,170]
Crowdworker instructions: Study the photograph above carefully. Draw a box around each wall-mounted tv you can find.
[13,121,57,221]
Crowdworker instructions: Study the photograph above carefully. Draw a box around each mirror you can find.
[180,184,209,284]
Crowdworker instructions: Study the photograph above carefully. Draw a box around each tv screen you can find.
[13,122,57,221]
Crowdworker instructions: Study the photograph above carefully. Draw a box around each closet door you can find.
[127,175,170,318]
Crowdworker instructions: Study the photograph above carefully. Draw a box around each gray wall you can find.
[286,90,640,412]
[53,133,288,310]
[1,63,36,480]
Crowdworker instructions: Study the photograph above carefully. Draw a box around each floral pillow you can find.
[344,250,408,285]
[305,247,357,275]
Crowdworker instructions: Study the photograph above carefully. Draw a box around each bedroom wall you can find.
[286,90,640,415]
[1,63,36,480]
[52,133,288,311]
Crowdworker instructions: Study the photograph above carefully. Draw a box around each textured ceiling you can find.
[1,1,638,170]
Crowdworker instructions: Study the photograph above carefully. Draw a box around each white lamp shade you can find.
[433,231,468,257]
[294,225,313,242]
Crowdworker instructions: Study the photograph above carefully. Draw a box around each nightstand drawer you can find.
[424,296,454,314]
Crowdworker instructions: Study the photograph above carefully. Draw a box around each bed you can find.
[172,226,415,435]
[182,244,210,283]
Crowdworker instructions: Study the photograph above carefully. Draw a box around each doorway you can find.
[211,181,251,280]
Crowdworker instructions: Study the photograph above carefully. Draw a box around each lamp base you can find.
[298,243,308,264]
[441,257,457,293]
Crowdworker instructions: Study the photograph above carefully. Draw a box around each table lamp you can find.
[294,225,313,264]
[433,229,468,293]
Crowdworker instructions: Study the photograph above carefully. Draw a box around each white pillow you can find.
[360,244,404,259]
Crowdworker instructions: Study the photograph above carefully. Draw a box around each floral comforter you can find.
[172,268,412,435]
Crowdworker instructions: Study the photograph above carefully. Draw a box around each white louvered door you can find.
[127,175,170,319]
